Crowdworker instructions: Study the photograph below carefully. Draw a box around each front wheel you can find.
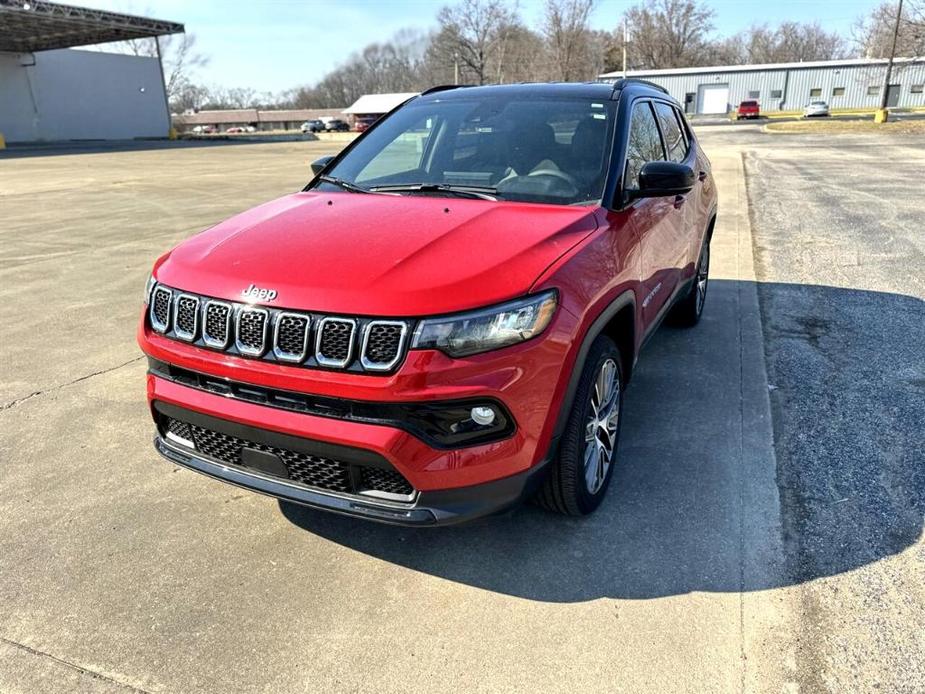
[535,335,623,516]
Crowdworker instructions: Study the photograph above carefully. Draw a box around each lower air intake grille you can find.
[360,467,414,497]
[162,416,414,499]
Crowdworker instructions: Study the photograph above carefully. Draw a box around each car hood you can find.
[154,191,599,316]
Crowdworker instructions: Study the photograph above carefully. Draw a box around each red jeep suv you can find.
[139,80,717,525]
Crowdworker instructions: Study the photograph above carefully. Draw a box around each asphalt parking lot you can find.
[1,127,922,692]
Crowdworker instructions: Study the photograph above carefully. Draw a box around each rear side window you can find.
[625,101,665,189]
[653,101,688,163]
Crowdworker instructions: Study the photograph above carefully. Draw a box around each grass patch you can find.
[764,119,925,134]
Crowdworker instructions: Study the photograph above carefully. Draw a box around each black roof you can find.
[419,79,669,102]
[0,0,183,53]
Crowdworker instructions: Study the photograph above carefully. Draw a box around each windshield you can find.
[314,95,617,206]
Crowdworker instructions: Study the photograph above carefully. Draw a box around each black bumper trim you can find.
[154,435,551,527]
[148,357,515,449]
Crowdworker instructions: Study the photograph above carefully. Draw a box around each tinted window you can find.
[625,101,664,189]
[322,95,617,206]
[654,101,688,163]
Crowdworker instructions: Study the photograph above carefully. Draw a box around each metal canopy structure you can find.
[0,0,184,53]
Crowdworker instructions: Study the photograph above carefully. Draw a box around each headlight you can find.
[143,273,156,305]
[411,290,557,357]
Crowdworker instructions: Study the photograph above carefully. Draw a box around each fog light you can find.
[470,406,496,426]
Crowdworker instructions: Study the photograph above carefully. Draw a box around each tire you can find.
[535,335,623,516]
[670,236,710,327]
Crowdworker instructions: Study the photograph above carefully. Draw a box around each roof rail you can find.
[421,84,472,96]
[609,78,669,95]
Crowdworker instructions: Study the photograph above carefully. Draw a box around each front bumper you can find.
[154,431,550,527]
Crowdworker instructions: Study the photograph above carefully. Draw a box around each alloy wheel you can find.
[696,243,710,315]
[583,358,620,494]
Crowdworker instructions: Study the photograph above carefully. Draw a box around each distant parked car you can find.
[191,125,217,134]
[735,100,760,120]
[300,120,324,133]
[354,116,378,132]
[225,126,246,134]
[803,101,830,118]
[324,119,350,132]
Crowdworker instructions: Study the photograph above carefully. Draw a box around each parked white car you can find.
[803,101,830,118]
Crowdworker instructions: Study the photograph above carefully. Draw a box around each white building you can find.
[599,57,925,115]
[0,1,183,143]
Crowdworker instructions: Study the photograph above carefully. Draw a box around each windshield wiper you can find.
[368,183,499,201]
[316,175,373,194]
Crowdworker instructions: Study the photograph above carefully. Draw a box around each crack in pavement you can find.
[0,356,144,412]
[0,636,151,693]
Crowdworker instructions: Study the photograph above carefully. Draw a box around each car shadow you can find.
[278,280,924,602]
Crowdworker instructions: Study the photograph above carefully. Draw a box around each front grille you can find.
[150,286,172,332]
[162,415,414,499]
[362,321,407,370]
[236,308,268,355]
[146,284,411,373]
[174,295,199,341]
[203,301,231,348]
[274,313,310,362]
[316,318,355,366]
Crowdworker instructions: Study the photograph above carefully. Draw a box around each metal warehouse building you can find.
[599,57,925,115]
[0,0,182,143]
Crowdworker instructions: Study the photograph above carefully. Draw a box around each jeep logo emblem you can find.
[242,284,278,302]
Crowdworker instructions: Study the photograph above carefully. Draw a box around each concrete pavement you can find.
[1,131,918,692]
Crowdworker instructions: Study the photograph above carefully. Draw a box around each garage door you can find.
[698,84,729,114]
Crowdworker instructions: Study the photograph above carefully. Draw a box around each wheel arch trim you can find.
[551,289,636,442]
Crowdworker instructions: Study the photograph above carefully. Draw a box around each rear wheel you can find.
[535,335,623,516]
[671,237,710,327]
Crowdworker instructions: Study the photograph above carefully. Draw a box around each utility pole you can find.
[622,19,628,79]
[454,51,459,85]
[876,0,903,121]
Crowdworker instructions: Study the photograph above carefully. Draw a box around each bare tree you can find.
[620,0,718,70]
[433,0,520,84]
[854,1,925,58]
[542,0,600,81]
[118,33,209,103]
[724,22,849,64]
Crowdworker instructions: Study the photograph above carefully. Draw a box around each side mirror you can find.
[311,155,335,176]
[635,161,696,198]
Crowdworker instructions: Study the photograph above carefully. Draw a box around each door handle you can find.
[698,170,707,182]
[673,195,686,209]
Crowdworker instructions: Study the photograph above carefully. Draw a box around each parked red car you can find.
[736,100,760,120]
[139,80,717,525]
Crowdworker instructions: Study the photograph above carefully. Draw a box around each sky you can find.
[80,0,882,93]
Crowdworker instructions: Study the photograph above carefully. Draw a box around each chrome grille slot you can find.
[273,312,310,362]
[361,321,408,371]
[203,301,232,349]
[236,307,269,356]
[150,286,172,333]
[173,294,200,342]
[315,317,356,368]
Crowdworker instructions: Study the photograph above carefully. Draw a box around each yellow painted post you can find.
[874,109,889,123]
[0,132,5,149]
